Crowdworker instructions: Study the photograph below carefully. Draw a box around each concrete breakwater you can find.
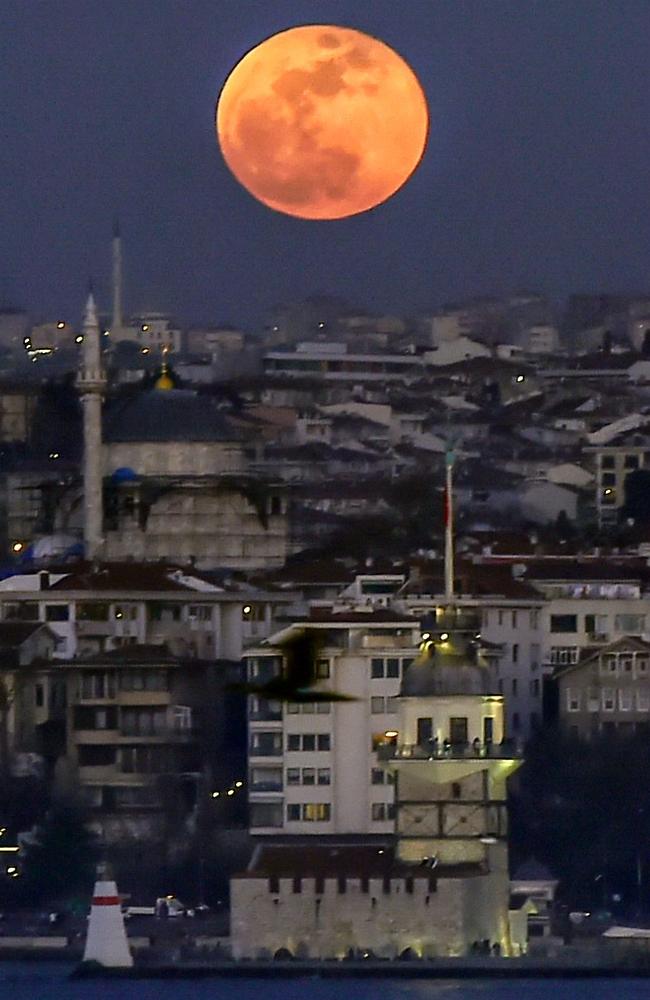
[70,955,650,980]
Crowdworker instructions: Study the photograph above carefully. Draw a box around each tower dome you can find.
[401,626,495,697]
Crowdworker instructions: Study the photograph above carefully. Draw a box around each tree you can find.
[622,468,650,525]
[19,802,98,905]
[510,727,650,911]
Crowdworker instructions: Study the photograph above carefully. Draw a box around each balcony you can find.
[378,740,524,762]
[249,781,283,793]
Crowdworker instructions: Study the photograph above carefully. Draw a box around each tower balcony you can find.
[377,739,523,762]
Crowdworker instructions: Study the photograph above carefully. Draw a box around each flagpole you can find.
[444,449,454,601]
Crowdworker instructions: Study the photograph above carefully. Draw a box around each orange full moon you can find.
[216,25,429,220]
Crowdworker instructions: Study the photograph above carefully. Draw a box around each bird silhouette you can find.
[231,631,355,703]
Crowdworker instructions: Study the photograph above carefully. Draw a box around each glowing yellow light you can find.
[142,324,149,332]
[75,335,83,344]
[421,632,431,641]
[49,453,59,460]
[212,791,220,798]
[604,489,613,496]
[242,605,252,615]
[516,374,525,383]
[6,866,17,874]
[384,730,398,739]
[57,321,65,329]
[141,348,149,354]
[235,780,243,788]
[440,632,449,641]
[12,542,23,553]
[227,789,235,796]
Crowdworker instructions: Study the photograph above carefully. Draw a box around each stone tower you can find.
[386,605,523,952]
[77,292,106,559]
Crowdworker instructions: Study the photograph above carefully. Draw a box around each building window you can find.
[250,803,283,828]
[316,659,330,679]
[302,767,315,786]
[386,658,399,678]
[600,455,615,469]
[45,604,69,622]
[371,768,385,785]
[286,734,331,752]
[614,615,645,634]
[511,611,517,628]
[550,646,578,665]
[531,679,540,697]
[619,689,633,711]
[287,804,301,821]
[35,684,44,708]
[624,454,639,469]
[512,644,519,664]
[601,472,616,485]
[602,688,615,711]
[550,615,577,634]
[497,610,504,626]
[371,658,384,679]
[302,803,331,822]
[78,745,116,767]
[637,690,650,712]
[566,689,581,712]
[638,660,648,675]
[512,712,520,731]
[451,782,461,799]
[250,731,283,756]
[269,876,280,894]
[292,877,302,894]
[317,768,331,785]
[286,768,300,785]
[371,802,394,821]
[512,679,518,696]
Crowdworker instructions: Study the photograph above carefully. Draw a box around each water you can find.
[0,966,648,1000]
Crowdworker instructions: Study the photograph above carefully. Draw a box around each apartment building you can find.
[246,607,421,836]
[61,645,239,843]
[556,636,650,739]
[0,563,290,660]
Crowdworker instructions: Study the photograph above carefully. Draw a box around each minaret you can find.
[77,291,106,560]
[111,219,123,334]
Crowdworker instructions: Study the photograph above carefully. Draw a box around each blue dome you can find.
[112,466,139,482]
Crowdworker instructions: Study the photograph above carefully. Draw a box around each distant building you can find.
[555,636,650,739]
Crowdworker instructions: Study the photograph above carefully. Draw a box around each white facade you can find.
[246,617,420,835]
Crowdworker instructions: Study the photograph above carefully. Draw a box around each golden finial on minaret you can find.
[154,344,174,391]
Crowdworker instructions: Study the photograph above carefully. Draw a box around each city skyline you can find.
[4,1,650,329]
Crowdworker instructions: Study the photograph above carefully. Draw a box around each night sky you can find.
[3,0,650,330]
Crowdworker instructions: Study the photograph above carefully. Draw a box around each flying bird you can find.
[231,631,355,703]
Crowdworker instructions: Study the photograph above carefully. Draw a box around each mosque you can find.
[66,284,288,570]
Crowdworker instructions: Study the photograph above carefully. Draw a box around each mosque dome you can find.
[103,389,240,444]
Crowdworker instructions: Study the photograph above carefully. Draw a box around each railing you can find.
[249,781,283,792]
[378,740,524,762]
[248,708,283,722]
[249,744,283,757]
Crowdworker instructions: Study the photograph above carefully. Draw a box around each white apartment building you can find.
[0,564,291,660]
[246,608,421,836]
